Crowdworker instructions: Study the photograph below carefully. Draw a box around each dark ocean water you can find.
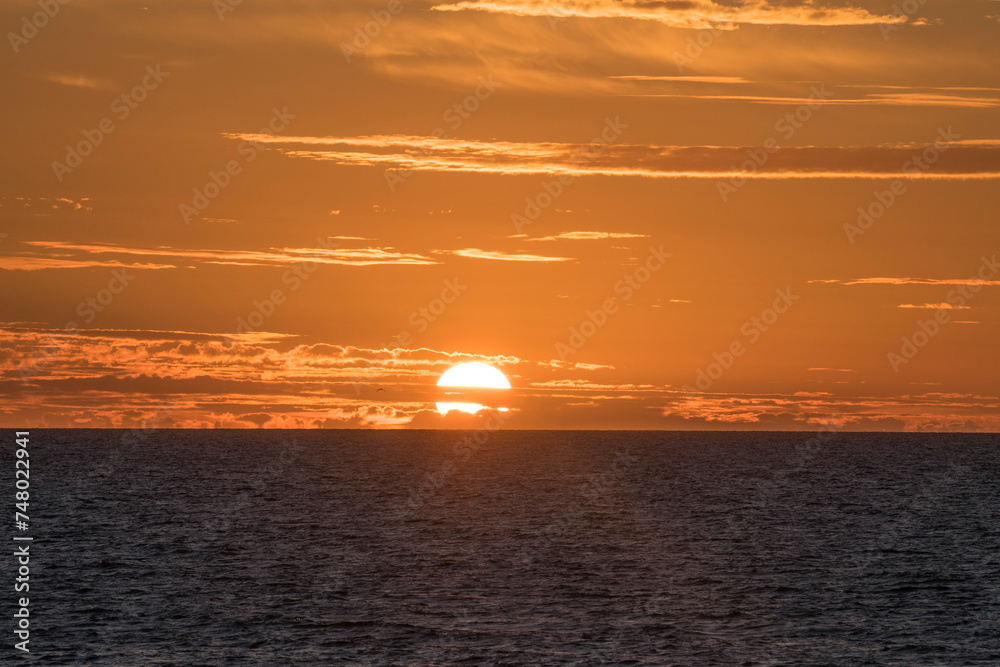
[9,429,1000,665]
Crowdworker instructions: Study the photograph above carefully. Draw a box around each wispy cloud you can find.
[525,231,650,241]
[39,73,119,92]
[627,92,1000,108]
[429,0,904,29]
[6,241,438,269]
[944,139,1000,146]
[442,248,574,262]
[0,258,174,271]
[610,75,750,84]
[897,302,971,309]
[228,133,1000,180]
[0,196,93,212]
[813,277,1000,286]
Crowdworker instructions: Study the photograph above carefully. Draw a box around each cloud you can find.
[5,241,438,269]
[3,326,997,431]
[525,231,650,241]
[528,379,658,391]
[0,196,93,212]
[318,405,412,428]
[429,0,904,29]
[236,412,273,428]
[946,139,1000,146]
[39,73,119,92]
[538,360,616,370]
[662,389,1000,432]
[628,92,1000,108]
[610,75,750,84]
[0,258,175,271]
[812,277,1000,286]
[442,248,574,262]
[1,328,523,386]
[897,302,971,309]
[229,133,1000,180]
[0,327,528,428]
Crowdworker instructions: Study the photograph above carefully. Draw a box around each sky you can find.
[1,0,998,430]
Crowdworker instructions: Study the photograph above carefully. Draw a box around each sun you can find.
[437,362,511,389]
[435,362,511,415]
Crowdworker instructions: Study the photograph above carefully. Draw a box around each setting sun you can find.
[436,362,511,389]
[436,362,511,415]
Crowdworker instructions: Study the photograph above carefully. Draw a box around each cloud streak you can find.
[898,302,971,309]
[442,248,574,262]
[0,258,175,271]
[813,277,1000,287]
[228,133,1000,180]
[3,241,439,270]
[627,92,1000,108]
[526,231,650,241]
[429,0,904,29]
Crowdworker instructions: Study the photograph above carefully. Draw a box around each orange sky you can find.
[1,0,998,430]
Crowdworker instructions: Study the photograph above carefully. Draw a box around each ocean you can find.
[13,430,1000,664]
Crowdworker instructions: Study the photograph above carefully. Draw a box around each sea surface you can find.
[9,429,1000,665]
